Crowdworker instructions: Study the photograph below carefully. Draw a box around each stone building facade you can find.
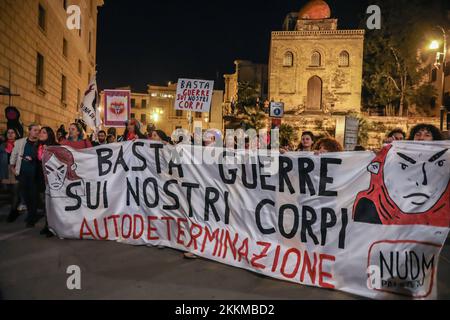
[269,0,364,115]
[0,0,103,130]
[223,60,268,115]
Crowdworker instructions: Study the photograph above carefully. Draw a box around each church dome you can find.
[298,0,331,20]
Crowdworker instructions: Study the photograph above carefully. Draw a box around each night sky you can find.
[95,0,371,92]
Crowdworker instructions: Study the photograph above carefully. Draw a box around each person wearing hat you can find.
[119,119,147,142]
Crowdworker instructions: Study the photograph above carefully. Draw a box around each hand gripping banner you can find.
[44,140,450,299]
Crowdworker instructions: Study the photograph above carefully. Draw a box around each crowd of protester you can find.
[0,118,447,257]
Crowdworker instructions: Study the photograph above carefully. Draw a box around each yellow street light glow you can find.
[429,40,440,50]
[152,112,159,122]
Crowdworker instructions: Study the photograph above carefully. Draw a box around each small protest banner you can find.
[44,141,450,299]
[80,76,101,130]
[335,116,360,151]
[175,78,214,112]
[104,90,131,127]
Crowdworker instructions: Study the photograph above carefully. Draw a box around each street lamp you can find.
[429,40,440,50]
[429,26,448,131]
[151,108,163,123]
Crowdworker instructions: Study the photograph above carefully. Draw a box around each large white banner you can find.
[44,141,450,299]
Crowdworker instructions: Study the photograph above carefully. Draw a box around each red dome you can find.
[298,0,331,20]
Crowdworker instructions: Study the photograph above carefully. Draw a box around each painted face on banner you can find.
[45,154,69,190]
[383,148,449,213]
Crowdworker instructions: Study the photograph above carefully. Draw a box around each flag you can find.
[80,76,101,130]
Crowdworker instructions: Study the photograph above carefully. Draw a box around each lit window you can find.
[283,51,294,67]
[338,51,349,67]
[311,51,321,67]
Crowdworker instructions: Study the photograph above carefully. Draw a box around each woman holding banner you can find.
[314,138,343,153]
[149,129,172,144]
[119,119,147,142]
[296,131,315,152]
[408,124,443,141]
[61,123,92,149]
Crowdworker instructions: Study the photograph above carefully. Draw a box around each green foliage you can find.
[236,105,267,130]
[279,124,295,147]
[235,82,259,114]
[357,117,370,146]
[234,82,267,130]
[410,84,438,116]
[361,0,443,116]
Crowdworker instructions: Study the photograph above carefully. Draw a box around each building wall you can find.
[282,115,441,150]
[269,30,364,114]
[129,92,150,126]
[428,55,450,117]
[0,0,103,131]
[223,60,268,115]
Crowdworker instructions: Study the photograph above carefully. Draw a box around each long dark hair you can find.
[122,119,146,140]
[39,127,58,146]
[4,127,19,140]
[154,129,172,144]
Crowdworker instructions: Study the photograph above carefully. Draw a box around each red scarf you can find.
[127,132,137,141]
[37,144,44,161]
[5,139,14,154]
[353,145,450,227]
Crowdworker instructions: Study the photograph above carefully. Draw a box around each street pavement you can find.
[0,203,449,300]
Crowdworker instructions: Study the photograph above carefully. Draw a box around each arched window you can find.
[339,51,349,67]
[283,51,294,67]
[311,51,321,67]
